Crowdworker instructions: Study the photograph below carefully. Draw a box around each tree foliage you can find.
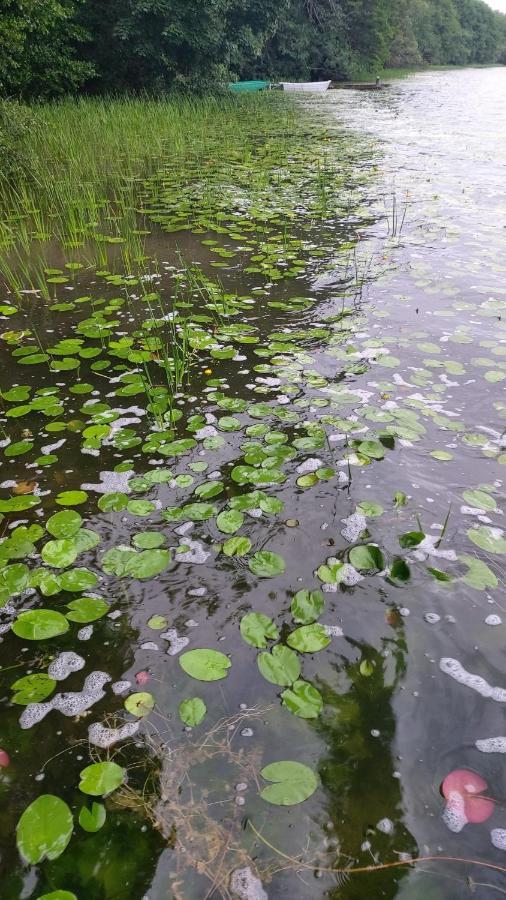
[0,0,504,98]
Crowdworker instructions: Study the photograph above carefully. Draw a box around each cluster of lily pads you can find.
[0,89,505,898]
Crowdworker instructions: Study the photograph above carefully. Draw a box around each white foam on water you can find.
[48,652,85,681]
[111,680,131,695]
[81,470,132,494]
[174,521,194,536]
[176,540,210,564]
[376,818,394,835]
[476,737,506,753]
[440,658,506,702]
[230,867,268,900]
[341,512,367,543]
[324,625,344,637]
[491,829,506,850]
[161,629,189,656]
[442,792,468,833]
[195,426,218,439]
[78,625,94,641]
[296,458,322,475]
[19,671,111,729]
[88,720,140,749]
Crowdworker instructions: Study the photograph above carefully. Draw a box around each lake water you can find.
[0,67,505,900]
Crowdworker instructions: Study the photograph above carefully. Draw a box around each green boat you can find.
[228,81,270,93]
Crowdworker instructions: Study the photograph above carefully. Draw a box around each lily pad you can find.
[240,613,279,649]
[124,692,155,717]
[281,680,323,719]
[179,697,207,727]
[467,527,506,554]
[291,589,324,624]
[257,645,300,686]
[349,545,385,571]
[287,624,330,653]
[248,551,285,578]
[12,610,70,640]
[66,596,109,623]
[11,673,56,705]
[41,539,78,569]
[79,761,125,796]
[16,795,73,863]
[179,649,231,681]
[260,760,318,806]
[55,490,88,507]
[79,802,106,833]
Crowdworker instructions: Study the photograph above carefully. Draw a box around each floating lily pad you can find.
[467,527,506,554]
[287,624,330,653]
[79,761,125,796]
[124,692,155,717]
[240,613,279,649]
[11,673,56,705]
[179,697,207,727]
[79,802,106,833]
[248,551,285,578]
[257,645,300,686]
[66,597,108,623]
[16,795,73,863]
[46,510,82,539]
[260,761,318,806]
[291,590,324,624]
[55,490,88,507]
[281,680,323,718]
[12,610,70,640]
[349,545,385,571]
[41,539,78,569]
[179,649,231,681]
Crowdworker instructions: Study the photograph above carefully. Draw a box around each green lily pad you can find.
[12,610,70,640]
[124,692,155,717]
[179,697,207,727]
[467,527,506,554]
[79,802,106,833]
[216,510,244,534]
[66,596,109,623]
[287,624,330,653]
[11,673,56,705]
[16,795,73,864]
[79,761,125,796]
[55,490,88,507]
[248,551,285,578]
[222,536,252,557]
[463,489,497,511]
[257,645,300,686]
[260,761,318,806]
[281,680,323,719]
[348,545,385,571]
[179,649,231,682]
[240,613,279,649]
[291,589,324,624]
[46,510,83,539]
[41,539,78,569]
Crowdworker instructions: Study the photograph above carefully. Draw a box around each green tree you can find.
[0,0,93,99]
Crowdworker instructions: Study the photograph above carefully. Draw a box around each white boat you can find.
[281,81,331,93]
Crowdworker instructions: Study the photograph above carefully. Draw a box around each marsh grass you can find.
[0,95,298,258]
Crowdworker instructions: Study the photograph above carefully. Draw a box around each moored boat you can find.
[281,80,331,93]
[228,81,271,93]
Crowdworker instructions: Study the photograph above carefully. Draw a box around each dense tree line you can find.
[0,0,504,98]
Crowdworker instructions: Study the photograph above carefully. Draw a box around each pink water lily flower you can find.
[441,769,494,832]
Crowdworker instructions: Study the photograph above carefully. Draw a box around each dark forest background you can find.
[1,0,505,99]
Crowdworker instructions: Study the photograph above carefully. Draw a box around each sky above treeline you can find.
[487,0,506,12]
